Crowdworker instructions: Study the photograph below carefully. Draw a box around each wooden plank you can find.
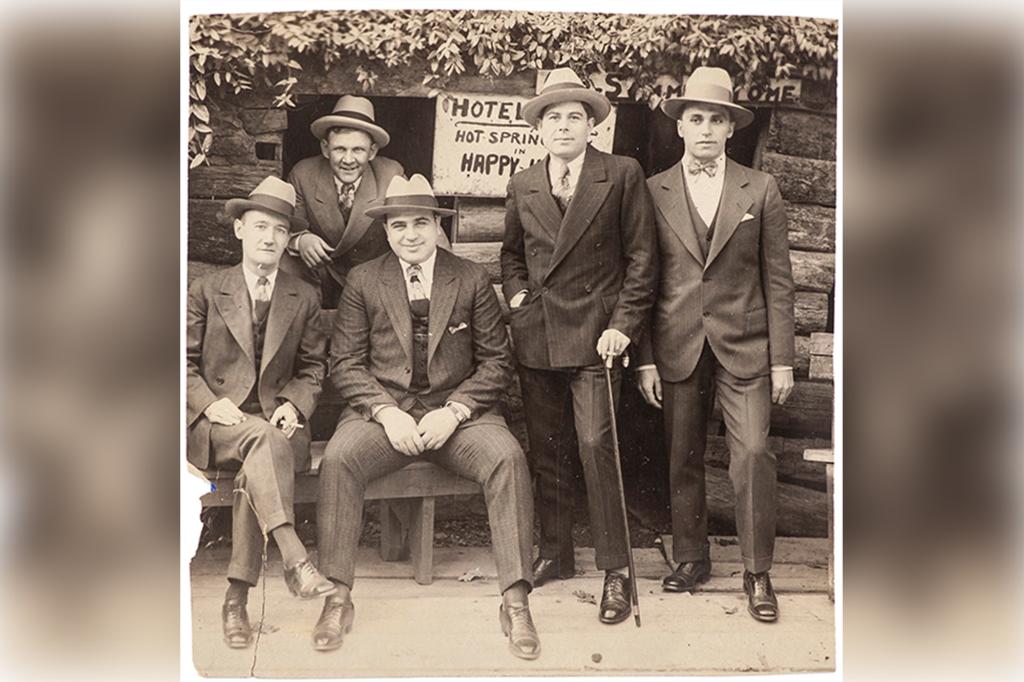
[809,355,834,381]
[803,449,835,464]
[188,164,280,199]
[455,197,505,243]
[409,497,436,585]
[767,109,836,161]
[810,331,834,355]
[786,202,835,252]
[794,335,811,378]
[795,292,829,335]
[705,434,832,487]
[791,250,834,293]
[761,152,836,206]
[712,380,833,439]
[452,242,501,283]
[188,198,240,264]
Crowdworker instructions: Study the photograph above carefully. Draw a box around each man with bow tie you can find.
[187,176,336,649]
[500,68,658,625]
[284,95,448,308]
[312,175,539,660]
[636,67,796,623]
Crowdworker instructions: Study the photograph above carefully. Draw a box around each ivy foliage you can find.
[189,10,837,166]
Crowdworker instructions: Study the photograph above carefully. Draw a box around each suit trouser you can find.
[317,415,534,594]
[662,342,777,574]
[209,416,300,585]
[518,365,629,572]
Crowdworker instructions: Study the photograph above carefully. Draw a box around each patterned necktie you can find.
[338,181,356,223]
[687,158,718,178]
[253,276,271,323]
[552,163,572,212]
[407,264,428,301]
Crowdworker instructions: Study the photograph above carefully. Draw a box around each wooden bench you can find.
[201,442,482,585]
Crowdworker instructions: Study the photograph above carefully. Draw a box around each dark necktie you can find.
[407,264,429,317]
[552,163,572,212]
[338,182,356,223]
[253,276,271,323]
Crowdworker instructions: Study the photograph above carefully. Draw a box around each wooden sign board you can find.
[432,92,616,198]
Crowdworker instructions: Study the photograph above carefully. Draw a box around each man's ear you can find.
[232,218,244,240]
[320,138,330,159]
[726,120,736,139]
[676,119,686,139]
[367,143,378,162]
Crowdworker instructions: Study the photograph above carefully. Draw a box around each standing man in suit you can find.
[312,175,540,660]
[636,67,795,623]
[282,95,406,308]
[501,68,658,625]
[187,176,336,649]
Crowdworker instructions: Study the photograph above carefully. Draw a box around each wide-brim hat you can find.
[310,95,390,148]
[364,174,456,220]
[224,175,308,232]
[522,67,612,128]
[660,66,755,129]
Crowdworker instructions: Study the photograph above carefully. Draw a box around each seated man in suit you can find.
[312,175,539,660]
[284,95,448,307]
[187,176,336,649]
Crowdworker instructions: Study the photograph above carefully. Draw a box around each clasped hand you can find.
[378,406,459,456]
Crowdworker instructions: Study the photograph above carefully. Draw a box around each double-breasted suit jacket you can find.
[287,155,405,288]
[186,265,326,472]
[329,248,513,427]
[639,159,795,380]
[500,145,659,369]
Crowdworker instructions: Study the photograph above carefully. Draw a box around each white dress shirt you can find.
[399,249,437,300]
[547,151,586,198]
[241,264,278,316]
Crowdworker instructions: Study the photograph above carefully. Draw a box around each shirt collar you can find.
[333,174,363,193]
[549,150,586,181]
[399,249,437,281]
[681,151,726,173]
[241,263,278,291]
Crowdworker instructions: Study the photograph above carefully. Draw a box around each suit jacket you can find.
[330,249,513,428]
[500,146,658,369]
[287,155,404,288]
[186,265,327,471]
[638,159,795,381]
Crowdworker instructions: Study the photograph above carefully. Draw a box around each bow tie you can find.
[687,159,718,178]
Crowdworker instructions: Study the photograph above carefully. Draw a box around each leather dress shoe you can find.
[662,559,712,593]
[312,596,355,652]
[284,559,338,600]
[222,597,253,649]
[532,557,574,587]
[598,572,632,624]
[499,602,541,660]
[743,570,779,623]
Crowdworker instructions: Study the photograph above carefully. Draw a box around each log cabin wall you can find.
[187,70,836,537]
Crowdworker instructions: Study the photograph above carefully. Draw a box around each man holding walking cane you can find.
[501,68,658,625]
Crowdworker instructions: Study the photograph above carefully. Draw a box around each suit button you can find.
[584,284,593,293]
[542,287,549,294]
[216,377,225,385]
[594,241,602,249]
[404,367,411,374]
[530,248,538,256]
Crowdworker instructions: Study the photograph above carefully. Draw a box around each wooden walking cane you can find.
[604,355,641,627]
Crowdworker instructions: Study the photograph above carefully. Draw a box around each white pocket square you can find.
[741,212,756,222]
[448,322,468,334]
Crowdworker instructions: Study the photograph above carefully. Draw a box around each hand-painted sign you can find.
[432,92,616,197]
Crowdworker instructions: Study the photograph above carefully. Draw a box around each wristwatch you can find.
[445,402,468,424]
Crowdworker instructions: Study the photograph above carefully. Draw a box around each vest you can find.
[409,297,431,393]
[681,173,720,261]
[240,293,270,413]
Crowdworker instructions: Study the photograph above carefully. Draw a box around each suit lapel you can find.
[657,165,705,266]
[705,159,754,270]
[212,265,255,363]
[260,272,301,373]
[427,250,458,367]
[546,146,611,279]
[378,254,413,364]
[521,159,562,241]
[335,161,379,255]
[312,159,347,247]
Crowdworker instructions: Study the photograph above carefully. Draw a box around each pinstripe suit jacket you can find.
[500,145,658,369]
[638,159,795,381]
[329,248,513,427]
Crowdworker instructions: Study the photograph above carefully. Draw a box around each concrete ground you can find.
[189,537,834,677]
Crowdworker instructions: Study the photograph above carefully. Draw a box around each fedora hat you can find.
[364,174,456,220]
[310,95,390,147]
[224,176,308,232]
[521,67,612,128]
[660,66,754,129]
